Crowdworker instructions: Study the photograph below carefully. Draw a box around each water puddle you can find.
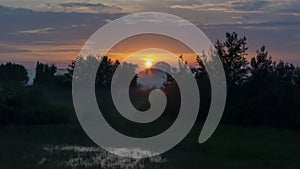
[38,145,167,169]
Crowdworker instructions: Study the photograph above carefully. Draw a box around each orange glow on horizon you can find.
[106,33,198,68]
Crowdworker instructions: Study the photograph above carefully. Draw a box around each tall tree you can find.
[250,45,275,83]
[34,62,57,85]
[96,56,120,88]
[63,60,76,84]
[215,32,248,85]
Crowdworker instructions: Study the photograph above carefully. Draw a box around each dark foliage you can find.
[0,86,69,126]
[215,32,249,85]
[0,62,28,86]
[33,62,57,85]
[192,32,300,128]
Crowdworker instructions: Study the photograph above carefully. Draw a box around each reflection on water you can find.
[40,145,166,169]
[106,147,159,159]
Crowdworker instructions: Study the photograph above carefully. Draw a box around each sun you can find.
[145,60,153,68]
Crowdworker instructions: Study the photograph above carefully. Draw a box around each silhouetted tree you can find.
[251,46,274,79]
[72,55,136,89]
[248,45,276,88]
[96,56,120,88]
[215,32,248,85]
[118,62,138,87]
[0,62,28,86]
[274,61,297,86]
[63,60,76,84]
[33,62,57,85]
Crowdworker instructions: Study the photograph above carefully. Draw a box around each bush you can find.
[0,86,69,126]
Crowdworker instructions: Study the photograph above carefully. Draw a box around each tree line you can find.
[1,32,300,128]
[196,32,300,128]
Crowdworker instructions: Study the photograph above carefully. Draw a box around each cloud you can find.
[38,2,138,14]
[0,43,32,53]
[170,0,293,13]
[59,2,110,8]
[290,13,300,16]
[17,27,54,34]
[280,12,300,17]
[170,3,229,11]
[0,5,124,45]
[0,5,126,67]
[0,2,300,66]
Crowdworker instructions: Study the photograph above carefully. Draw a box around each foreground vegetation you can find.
[1,86,300,169]
[1,124,300,169]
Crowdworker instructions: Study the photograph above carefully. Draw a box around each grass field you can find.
[1,124,300,169]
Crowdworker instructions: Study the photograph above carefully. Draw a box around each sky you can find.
[106,33,197,69]
[0,0,299,68]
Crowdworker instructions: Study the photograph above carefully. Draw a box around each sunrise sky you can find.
[0,0,299,68]
[106,34,197,69]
